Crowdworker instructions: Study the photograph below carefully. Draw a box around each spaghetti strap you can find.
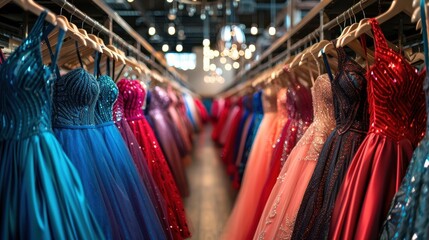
[75,41,84,68]
[321,50,334,82]
[369,18,389,50]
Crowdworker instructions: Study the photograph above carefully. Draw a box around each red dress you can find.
[329,19,426,240]
[116,79,191,240]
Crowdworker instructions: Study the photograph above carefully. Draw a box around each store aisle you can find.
[184,125,236,240]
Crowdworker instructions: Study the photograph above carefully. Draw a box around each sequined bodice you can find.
[0,12,59,140]
[367,19,425,145]
[311,74,336,131]
[149,86,172,111]
[332,46,369,134]
[263,87,278,113]
[52,68,99,126]
[117,79,145,119]
[94,75,118,124]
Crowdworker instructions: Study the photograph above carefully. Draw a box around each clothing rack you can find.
[221,0,378,98]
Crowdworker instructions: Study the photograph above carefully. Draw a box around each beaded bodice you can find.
[117,79,145,119]
[332,46,369,134]
[53,68,100,126]
[94,75,118,124]
[367,19,426,145]
[0,12,62,140]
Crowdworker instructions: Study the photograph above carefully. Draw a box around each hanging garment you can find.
[94,74,174,239]
[222,97,245,165]
[148,86,190,197]
[168,87,192,153]
[117,79,191,239]
[53,68,166,240]
[0,11,104,240]
[219,98,241,146]
[329,19,426,240]
[250,81,314,237]
[237,91,264,184]
[254,74,335,240]
[291,45,369,240]
[212,98,232,143]
[221,87,279,240]
[379,3,429,238]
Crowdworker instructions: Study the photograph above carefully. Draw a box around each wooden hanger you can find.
[345,0,413,47]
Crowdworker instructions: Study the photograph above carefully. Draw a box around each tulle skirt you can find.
[96,122,170,239]
[329,133,414,240]
[115,120,191,239]
[380,135,429,240]
[221,112,277,240]
[0,131,104,240]
[292,128,367,240]
[54,125,167,240]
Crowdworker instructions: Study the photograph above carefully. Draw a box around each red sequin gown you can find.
[328,19,426,240]
[116,79,191,240]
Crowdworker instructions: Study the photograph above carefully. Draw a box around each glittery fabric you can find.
[221,87,279,240]
[54,69,168,239]
[94,75,118,124]
[116,79,191,239]
[254,74,335,240]
[329,19,426,240]
[148,86,190,196]
[292,45,369,240]
[0,11,104,240]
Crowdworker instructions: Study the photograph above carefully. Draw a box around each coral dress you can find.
[116,79,191,239]
[254,74,335,240]
[328,19,426,240]
[221,87,279,240]
[291,45,369,240]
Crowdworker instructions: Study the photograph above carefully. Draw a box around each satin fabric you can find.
[328,19,426,240]
[221,88,278,240]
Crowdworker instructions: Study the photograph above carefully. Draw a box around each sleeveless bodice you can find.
[53,68,100,126]
[117,79,145,119]
[262,87,278,113]
[149,86,172,111]
[311,74,336,131]
[332,46,369,134]
[0,12,60,140]
[253,91,263,114]
[95,75,118,124]
[367,19,425,145]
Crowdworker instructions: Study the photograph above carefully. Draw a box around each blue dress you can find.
[94,74,172,239]
[0,12,104,239]
[52,67,166,239]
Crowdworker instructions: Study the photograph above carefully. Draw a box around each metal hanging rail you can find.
[221,0,377,97]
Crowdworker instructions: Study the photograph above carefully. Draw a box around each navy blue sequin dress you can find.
[0,12,104,239]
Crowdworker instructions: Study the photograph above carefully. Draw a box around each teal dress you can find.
[0,12,104,239]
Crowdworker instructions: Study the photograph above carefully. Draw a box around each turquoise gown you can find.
[0,11,104,239]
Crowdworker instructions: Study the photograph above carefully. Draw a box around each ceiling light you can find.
[166,0,173,2]
[220,57,226,64]
[249,44,256,52]
[245,48,252,59]
[268,26,276,36]
[213,50,219,57]
[203,38,210,47]
[239,50,244,56]
[200,12,206,20]
[162,44,169,52]
[127,0,134,2]
[176,43,183,52]
[250,24,258,35]
[148,26,156,36]
[210,64,216,71]
[168,24,176,35]
[225,63,232,71]
[233,62,239,69]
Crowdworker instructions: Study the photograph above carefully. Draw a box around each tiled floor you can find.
[184,126,237,240]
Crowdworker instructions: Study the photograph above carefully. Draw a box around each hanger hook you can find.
[81,15,87,28]
[336,16,343,33]
[70,6,77,23]
[343,10,347,28]
[360,0,366,19]
[59,1,66,16]
[352,6,357,23]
